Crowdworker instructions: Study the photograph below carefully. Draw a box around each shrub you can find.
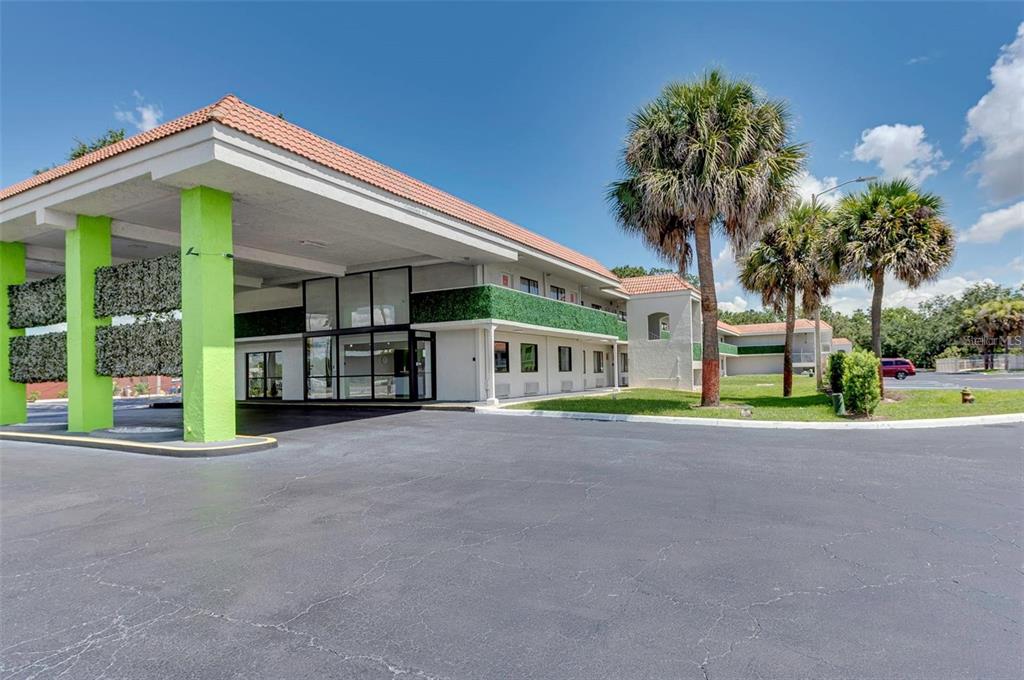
[56,388,68,399]
[134,382,149,396]
[27,391,40,403]
[827,351,846,393]
[842,349,881,415]
[936,346,963,359]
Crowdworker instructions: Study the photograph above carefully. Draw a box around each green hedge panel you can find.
[235,306,304,338]
[9,332,67,383]
[95,253,181,317]
[412,285,627,340]
[736,345,786,355]
[8,276,65,328]
[96,320,182,378]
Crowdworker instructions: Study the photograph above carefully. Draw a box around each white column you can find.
[612,341,621,391]
[485,324,499,405]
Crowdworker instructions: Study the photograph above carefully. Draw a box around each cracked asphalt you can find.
[1,408,1021,679]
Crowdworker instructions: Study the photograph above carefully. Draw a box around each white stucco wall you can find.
[234,336,304,400]
[411,263,476,292]
[726,354,783,375]
[234,286,302,313]
[625,291,697,390]
[434,329,480,401]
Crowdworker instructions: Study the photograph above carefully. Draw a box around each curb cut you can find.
[0,431,278,457]
[475,407,1024,430]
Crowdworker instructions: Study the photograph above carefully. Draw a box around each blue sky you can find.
[2,1,1021,313]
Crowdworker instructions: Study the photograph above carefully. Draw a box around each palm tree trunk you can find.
[694,216,720,406]
[783,285,796,397]
[870,267,885,398]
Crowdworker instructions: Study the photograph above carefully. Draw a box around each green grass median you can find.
[505,375,1024,422]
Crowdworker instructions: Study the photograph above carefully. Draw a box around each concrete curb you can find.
[0,431,278,457]
[476,407,1024,430]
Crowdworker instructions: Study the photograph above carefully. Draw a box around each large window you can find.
[339,273,371,329]
[305,336,336,399]
[304,278,337,331]
[247,351,283,399]
[593,350,604,374]
[372,269,410,326]
[374,332,410,399]
[558,346,572,372]
[521,343,538,373]
[494,341,509,373]
[549,285,566,301]
[339,334,373,399]
[519,277,539,295]
[303,267,429,400]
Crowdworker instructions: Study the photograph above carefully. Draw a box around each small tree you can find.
[842,349,881,415]
[827,351,846,394]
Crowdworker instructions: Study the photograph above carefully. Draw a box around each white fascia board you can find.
[601,288,630,300]
[207,126,519,263]
[411,318,619,342]
[0,125,217,223]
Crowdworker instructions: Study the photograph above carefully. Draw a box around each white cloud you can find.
[963,23,1024,202]
[713,244,738,293]
[718,296,749,313]
[795,171,841,206]
[852,123,949,183]
[905,55,934,66]
[959,201,1024,243]
[825,275,997,314]
[115,91,164,132]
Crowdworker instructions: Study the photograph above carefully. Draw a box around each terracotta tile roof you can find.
[618,273,697,296]
[1,95,617,281]
[727,319,832,335]
[717,320,742,335]
[832,337,852,344]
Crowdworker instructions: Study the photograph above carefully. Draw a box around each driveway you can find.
[1,410,1020,679]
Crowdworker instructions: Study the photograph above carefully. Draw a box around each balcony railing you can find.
[692,342,740,360]
[411,285,628,340]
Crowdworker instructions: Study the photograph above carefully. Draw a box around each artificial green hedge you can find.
[95,254,181,317]
[235,306,304,338]
[96,319,182,377]
[411,285,627,340]
[9,332,67,383]
[736,344,786,355]
[8,276,65,328]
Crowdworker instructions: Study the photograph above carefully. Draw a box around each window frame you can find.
[557,345,572,372]
[593,350,604,374]
[549,285,566,301]
[494,340,510,374]
[519,277,540,296]
[520,343,539,373]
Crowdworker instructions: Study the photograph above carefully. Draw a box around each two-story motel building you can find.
[0,95,840,441]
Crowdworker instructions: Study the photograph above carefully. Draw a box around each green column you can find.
[66,216,113,432]
[0,241,27,425]
[181,186,235,442]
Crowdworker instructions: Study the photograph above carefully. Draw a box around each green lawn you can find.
[505,374,1024,421]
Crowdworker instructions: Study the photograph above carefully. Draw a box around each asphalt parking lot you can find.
[1,408,1021,679]
[885,370,1024,391]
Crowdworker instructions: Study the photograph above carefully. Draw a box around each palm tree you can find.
[965,299,1024,370]
[608,70,805,406]
[739,201,829,396]
[826,179,955,395]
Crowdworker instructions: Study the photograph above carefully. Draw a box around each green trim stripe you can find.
[1,242,26,424]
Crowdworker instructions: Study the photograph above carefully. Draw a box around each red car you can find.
[881,358,916,379]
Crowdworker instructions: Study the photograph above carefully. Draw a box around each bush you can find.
[842,349,881,415]
[27,391,40,403]
[827,351,846,393]
[936,346,963,359]
[96,319,182,378]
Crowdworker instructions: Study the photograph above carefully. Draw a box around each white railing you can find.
[935,355,1024,373]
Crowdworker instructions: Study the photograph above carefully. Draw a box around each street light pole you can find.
[809,176,876,390]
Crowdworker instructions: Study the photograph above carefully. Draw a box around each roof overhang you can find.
[411,319,621,343]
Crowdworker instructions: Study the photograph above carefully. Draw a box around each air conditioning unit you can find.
[561,380,574,392]
[595,377,605,388]
[524,381,540,396]
[496,383,511,398]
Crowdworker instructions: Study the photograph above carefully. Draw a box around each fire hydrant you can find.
[961,388,975,404]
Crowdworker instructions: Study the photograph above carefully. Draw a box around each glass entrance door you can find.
[415,333,434,400]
